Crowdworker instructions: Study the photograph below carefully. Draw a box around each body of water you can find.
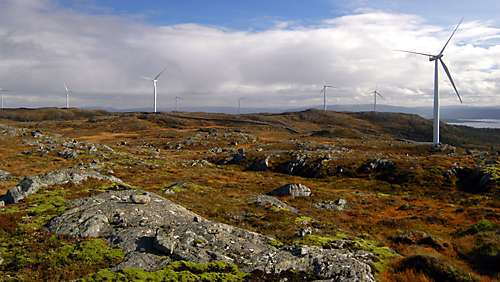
[447,119,500,129]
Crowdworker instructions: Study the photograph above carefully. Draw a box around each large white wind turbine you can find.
[370,88,384,112]
[0,88,8,111]
[396,19,464,145]
[321,85,336,112]
[142,68,167,113]
[64,83,71,109]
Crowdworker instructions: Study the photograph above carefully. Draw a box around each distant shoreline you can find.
[447,119,500,129]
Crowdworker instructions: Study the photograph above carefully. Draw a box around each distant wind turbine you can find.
[63,82,71,109]
[0,88,8,111]
[142,68,167,113]
[321,85,336,112]
[175,96,181,112]
[238,97,244,115]
[370,88,384,112]
[395,18,464,145]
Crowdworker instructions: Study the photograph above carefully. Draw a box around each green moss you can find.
[71,239,125,263]
[22,190,67,231]
[458,220,497,236]
[351,238,399,273]
[269,238,284,248]
[294,216,312,225]
[482,163,500,183]
[294,234,397,273]
[83,261,248,282]
[166,182,208,194]
[0,237,124,278]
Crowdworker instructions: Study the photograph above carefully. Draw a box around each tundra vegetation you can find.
[0,108,498,281]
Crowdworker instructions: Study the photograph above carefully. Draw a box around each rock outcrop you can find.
[268,183,312,198]
[0,167,122,204]
[249,194,298,213]
[314,199,348,211]
[48,190,376,281]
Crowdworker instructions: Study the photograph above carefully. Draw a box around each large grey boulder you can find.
[0,167,122,204]
[268,183,312,198]
[48,190,376,281]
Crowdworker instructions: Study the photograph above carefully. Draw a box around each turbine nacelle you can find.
[429,54,443,62]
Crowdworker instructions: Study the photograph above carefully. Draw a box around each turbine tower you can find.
[0,88,7,111]
[321,85,335,112]
[64,83,71,109]
[175,96,181,112]
[238,97,244,115]
[370,88,384,112]
[396,19,463,145]
[142,68,167,113]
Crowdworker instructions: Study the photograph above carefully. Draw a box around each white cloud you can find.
[0,1,499,109]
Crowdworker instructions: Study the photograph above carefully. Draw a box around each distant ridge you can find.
[101,104,500,120]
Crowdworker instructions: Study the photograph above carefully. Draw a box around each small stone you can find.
[298,227,313,237]
[130,193,151,204]
[31,130,42,138]
[58,149,78,159]
[397,203,412,211]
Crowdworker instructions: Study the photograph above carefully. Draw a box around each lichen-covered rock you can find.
[250,194,298,213]
[268,183,312,198]
[456,165,499,193]
[248,156,270,171]
[0,167,122,204]
[0,169,11,181]
[359,159,395,174]
[58,149,78,159]
[48,190,376,281]
[314,199,347,211]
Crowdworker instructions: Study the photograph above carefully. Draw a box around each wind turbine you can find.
[370,88,384,112]
[175,96,181,112]
[63,83,71,109]
[142,68,167,113]
[0,88,8,111]
[237,97,244,115]
[395,19,463,145]
[321,85,335,112]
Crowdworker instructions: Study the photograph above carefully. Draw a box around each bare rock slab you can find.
[0,167,122,204]
[48,190,375,281]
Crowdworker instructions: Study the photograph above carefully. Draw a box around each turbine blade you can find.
[141,76,153,81]
[376,91,384,99]
[393,49,434,57]
[154,67,167,80]
[439,18,463,55]
[64,82,69,93]
[439,58,463,103]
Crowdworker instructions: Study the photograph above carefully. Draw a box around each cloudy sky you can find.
[0,0,499,110]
